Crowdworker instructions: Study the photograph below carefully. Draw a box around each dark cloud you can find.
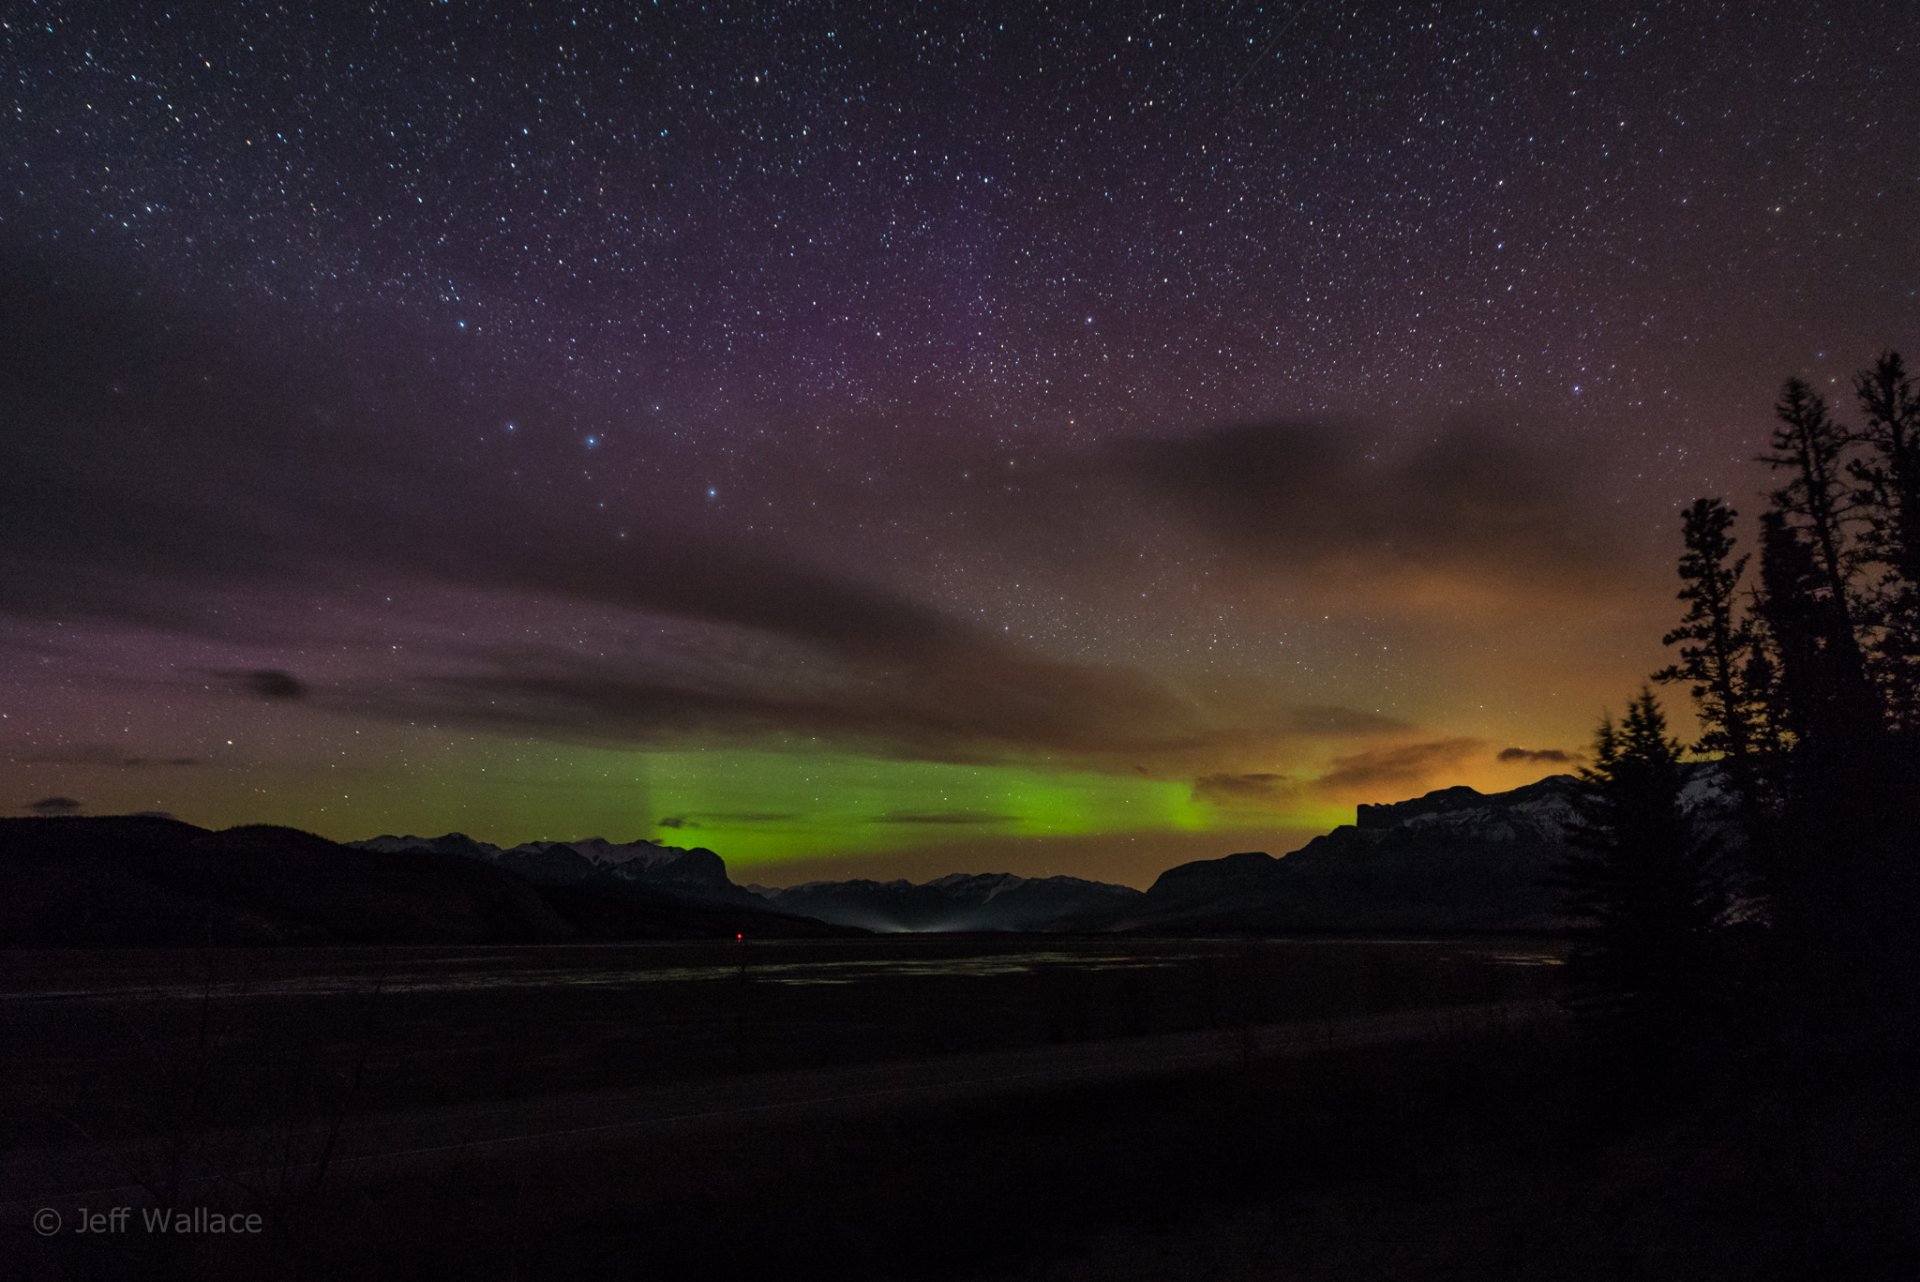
[1107,416,1640,595]
[868,810,1012,826]
[1,271,1254,772]
[1313,738,1483,796]
[338,639,1243,769]
[0,266,343,633]
[0,270,1538,789]
[240,669,308,701]
[1497,746,1579,764]
[0,267,965,667]
[20,745,199,768]
[26,796,83,815]
[1195,748,1491,809]
[1,268,1267,802]
[656,815,700,829]
[313,598,1416,776]
[1192,772,1290,804]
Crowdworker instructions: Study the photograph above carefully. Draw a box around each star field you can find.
[2,1,1915,883]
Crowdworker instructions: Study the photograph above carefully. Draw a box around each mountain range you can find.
[353,767,1737,935]
[0,816,853,946]
[743,872,1145,933]
[1,768,1738,946]
[351,832,755,902]
[1106,774,1585,933]
[344,836,1146,932]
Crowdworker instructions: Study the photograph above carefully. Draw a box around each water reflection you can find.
[4,950,1216,1001]
[1,939,1565,1003]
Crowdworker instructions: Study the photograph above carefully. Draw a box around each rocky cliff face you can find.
[1093,765,1743,934]
[1098,772,1673,934]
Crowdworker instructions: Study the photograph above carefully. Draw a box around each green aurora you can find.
[127,742,1353,883]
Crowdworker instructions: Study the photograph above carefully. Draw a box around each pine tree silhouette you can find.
[1764,378,1864,622]
[1850,352,1920,731]
[1559,690,1727,1066]
[1656,497,1770,816]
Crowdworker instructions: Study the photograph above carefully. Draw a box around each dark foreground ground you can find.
[3,937,1914,1279]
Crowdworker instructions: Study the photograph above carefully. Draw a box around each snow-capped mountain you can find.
[746,871,1142,933]
[1093,766,1738,934]
[353,832,504,862]
[351,832,748,902]
[354,832,1138,930]
[351,765,1741,936]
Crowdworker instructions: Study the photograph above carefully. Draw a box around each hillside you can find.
[747,872,1143,932]
[1086,767,1736,934]
[0,816,857,946]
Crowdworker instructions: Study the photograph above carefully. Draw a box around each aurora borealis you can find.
[3,2,1915,885]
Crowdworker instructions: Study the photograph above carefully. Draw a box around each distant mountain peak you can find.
[350,832,740,898]
[754,870,1141,933]
[1105,765,1740,935]
[342,763,1742,938]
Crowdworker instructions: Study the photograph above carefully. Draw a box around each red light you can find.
[735,933,744,941]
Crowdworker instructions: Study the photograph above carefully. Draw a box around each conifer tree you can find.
[1764,378,1862,624]
[1755,512,1828,748]
[1850,351,1920,729]
[1560,690,1725,1056]
[1760,380,1880,739]
[1656,498,1765,809]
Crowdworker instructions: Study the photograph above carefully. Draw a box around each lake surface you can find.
[0,935,1563,1000]
[0,936,1564,1152]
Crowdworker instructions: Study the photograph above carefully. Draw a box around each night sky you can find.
[3,1,1914,885]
